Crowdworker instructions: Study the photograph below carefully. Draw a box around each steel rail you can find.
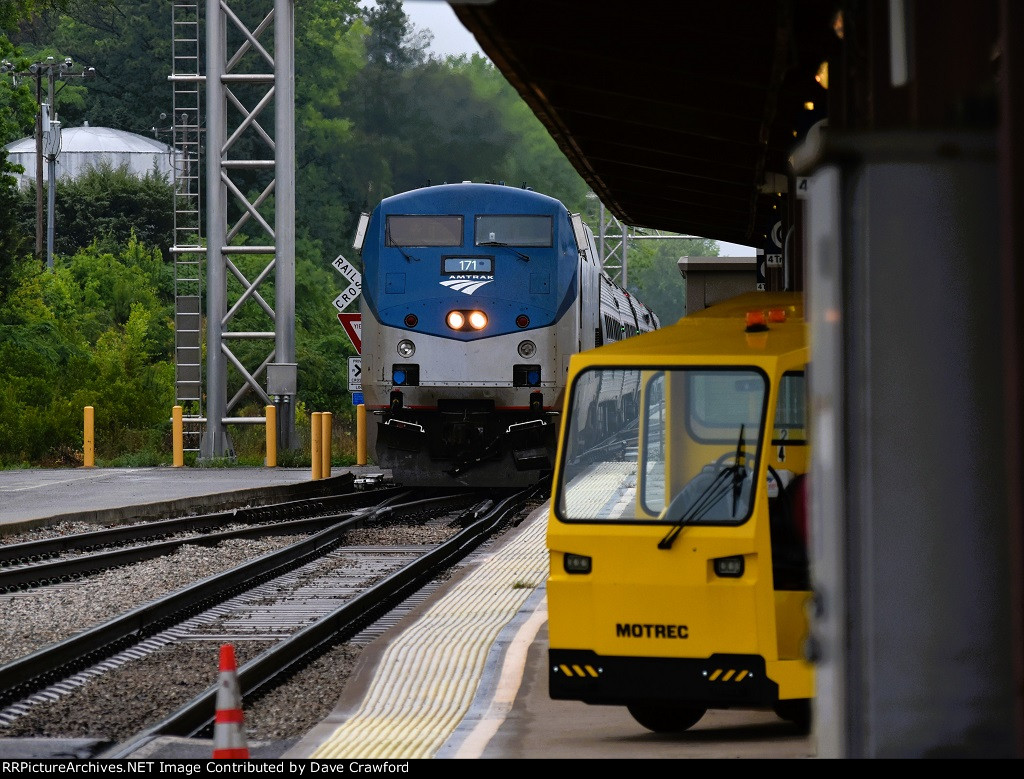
[0,491,480,708]
[0,486,413,565]
[100,480,547,756]
[0,488,423,591]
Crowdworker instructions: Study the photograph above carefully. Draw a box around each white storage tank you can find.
[3,122,178,189]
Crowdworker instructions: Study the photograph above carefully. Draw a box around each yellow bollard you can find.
[321,412,332,478]
[265,405,277,467]
[172,406,184,467]
[83,406,95,468]
[311,412,322,480]
[357,404,367,466]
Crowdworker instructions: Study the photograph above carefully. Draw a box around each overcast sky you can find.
[394,1,756,256]
[402,0,484,58]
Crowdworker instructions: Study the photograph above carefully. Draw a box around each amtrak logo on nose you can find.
[440,277,493,295]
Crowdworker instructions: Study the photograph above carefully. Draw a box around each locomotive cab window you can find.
[557,367,768,525]
[475,215,553,247]
[386,215,463,247]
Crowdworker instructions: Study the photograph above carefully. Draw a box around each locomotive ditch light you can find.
[714,555,745,578]
[397,339,415,358]
[518,340,537,358]
[564,553,591,574]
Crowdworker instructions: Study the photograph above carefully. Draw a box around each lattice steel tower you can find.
[170,0,297,459]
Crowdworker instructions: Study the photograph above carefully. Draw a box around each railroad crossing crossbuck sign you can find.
[332,254,362,312]
[332,254,363,399]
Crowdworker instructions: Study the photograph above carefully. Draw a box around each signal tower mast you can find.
[170,0,297,459]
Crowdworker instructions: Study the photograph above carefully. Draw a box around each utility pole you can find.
[35,72,42,259]
[1,56,95,269]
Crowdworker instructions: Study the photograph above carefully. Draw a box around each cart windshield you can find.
[557,367,794,524]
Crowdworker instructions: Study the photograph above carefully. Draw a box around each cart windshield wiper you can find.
[658,467,737,549]
[730,424,746,515]
[658,425,747,550]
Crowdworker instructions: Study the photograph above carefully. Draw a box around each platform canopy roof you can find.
[453,0,839,247]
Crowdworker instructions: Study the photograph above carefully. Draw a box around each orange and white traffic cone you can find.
[212,643,250,759]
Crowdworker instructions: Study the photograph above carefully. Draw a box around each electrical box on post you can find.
[267,363,297,396]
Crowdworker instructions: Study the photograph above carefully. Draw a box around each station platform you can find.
[0,466,815,760]
[0,466,369,532]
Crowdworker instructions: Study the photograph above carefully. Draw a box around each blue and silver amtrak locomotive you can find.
[353,182,660,487]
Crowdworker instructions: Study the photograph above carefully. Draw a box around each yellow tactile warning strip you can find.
[309,507,549,759]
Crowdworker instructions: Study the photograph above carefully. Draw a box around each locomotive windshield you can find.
[386,215,463,247]
[557,367,797,524]
[475,215,553,247]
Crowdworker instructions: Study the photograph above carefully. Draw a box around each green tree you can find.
[87,300,174,457]
[625,234,720,325]
[1,2,60,290]
[0,233,175,466]
[1,0,707,467]
[448,54,589,210]
[0,61,39,145]
[40,161,174,259]
[293,0,366,253]
[0,149,29,299]
[61,231,170,344]
[0,254,91,464]
[363,0,425,70]
[11,0,172,134]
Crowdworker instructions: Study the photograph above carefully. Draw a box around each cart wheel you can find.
[774,699,811,733]
[627,703,707,733]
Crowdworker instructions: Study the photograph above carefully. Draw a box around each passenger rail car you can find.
[353,182,659,487]
[548,291,813,733]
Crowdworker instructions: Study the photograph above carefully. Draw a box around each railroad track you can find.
[0,482,425,592]
[0,478,549,755]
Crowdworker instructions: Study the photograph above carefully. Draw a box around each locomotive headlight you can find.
[446,310,488,331]
[518,340,537,358]
[397,339,415,358]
